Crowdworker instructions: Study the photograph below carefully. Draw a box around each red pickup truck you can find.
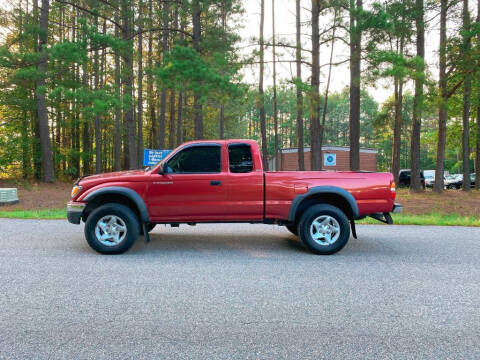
[67,139,401,255]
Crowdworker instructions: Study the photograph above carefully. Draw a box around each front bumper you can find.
[67,202,86,224]
[392,203,403,213]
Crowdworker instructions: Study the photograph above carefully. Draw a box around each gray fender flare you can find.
[83,186,150,223]
[288,186,359,222]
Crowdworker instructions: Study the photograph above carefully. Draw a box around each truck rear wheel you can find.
[298,204,350,255]
[84,203,140,254]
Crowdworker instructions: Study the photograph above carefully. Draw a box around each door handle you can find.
[210,180,221,186]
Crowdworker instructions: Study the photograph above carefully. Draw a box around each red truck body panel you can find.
[264,171,394,219]
[73,139,395,223]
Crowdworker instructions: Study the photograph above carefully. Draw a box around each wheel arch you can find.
[82,187,150,224]
[288,186,359,224]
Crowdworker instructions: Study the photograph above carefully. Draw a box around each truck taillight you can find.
[390,181,396,200]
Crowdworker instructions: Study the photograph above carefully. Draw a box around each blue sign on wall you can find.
[143,149,172,166]
[324,153,336,167]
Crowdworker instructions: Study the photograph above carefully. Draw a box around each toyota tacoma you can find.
[67,140,402,255]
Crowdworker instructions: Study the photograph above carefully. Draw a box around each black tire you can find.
[285,224,298,236]
[84,203,140,254]
[298,204,350,255]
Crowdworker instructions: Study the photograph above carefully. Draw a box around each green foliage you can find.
[358,212,480,227]
[155,45,237,97]
[0,208,66,219]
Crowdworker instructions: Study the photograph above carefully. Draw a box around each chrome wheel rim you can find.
[95,215,127,246]
[310,215,340,246]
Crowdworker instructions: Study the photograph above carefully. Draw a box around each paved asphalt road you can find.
[0,219,479,360]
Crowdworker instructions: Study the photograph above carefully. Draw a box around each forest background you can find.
[1,0,479,194]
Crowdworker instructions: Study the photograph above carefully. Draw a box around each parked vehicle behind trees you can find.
[443,174,476,189]
[445,174,463,189]
[398,169,425,189]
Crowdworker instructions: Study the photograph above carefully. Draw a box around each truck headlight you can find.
[71,185,82,198]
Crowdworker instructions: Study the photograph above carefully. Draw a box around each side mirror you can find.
[158,163,167,175]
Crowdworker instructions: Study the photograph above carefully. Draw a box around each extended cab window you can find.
[228,144,253,173]
[165,145,221,173]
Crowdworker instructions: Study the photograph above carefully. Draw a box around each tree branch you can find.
[129,27,193,40]
[54,0,122,28]
[239,59,312,67]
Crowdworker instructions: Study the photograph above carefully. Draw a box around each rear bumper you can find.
[392,203,403,213]
[67,202,86,224]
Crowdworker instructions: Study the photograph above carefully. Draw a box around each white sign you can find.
[324,153,336,167]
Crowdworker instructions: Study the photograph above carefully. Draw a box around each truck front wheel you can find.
[84,203,140,254]
[298,204,350,255]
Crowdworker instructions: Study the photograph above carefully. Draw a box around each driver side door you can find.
[147,144,228,222]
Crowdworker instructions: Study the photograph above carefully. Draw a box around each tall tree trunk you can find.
[310,0,321,171]
[320,17,336,160]
[410,0,425,192]
[21,110,30,178]
[296,0,304,171]
[272,0,279,170]
[168,3,178,149]
[94,15,102,173]
[349,0,362,171]
[137,0,144,166]
[54,6,64,176]
[19,3,30,179]
[169,90,176,148]
[219,104,225,139]
[476,0,480,189]
[219,1,226,139]
[72,10,80,177]
[147,0,156,149]
[32,0,42,180]
[392,76,403,185]
[259,0,268,167]
[35,0,54,182]
[82,59,91,175]
[177,92,183,145]
[114,13,122,171]
[159,0,170,148]
[121,0,137,169]
[392,32,405,185]
[434,0,448,193]
[461,0,471,191]
[177,5,186,146]
[192,0,203,139]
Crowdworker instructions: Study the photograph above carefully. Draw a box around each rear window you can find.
[228,144,253,173]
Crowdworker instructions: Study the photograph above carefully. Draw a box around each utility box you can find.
[0,188,19,206]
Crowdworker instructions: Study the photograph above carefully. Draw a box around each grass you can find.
[358,213,480,227]
[0,208,66,220]
[0,207,478,227]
